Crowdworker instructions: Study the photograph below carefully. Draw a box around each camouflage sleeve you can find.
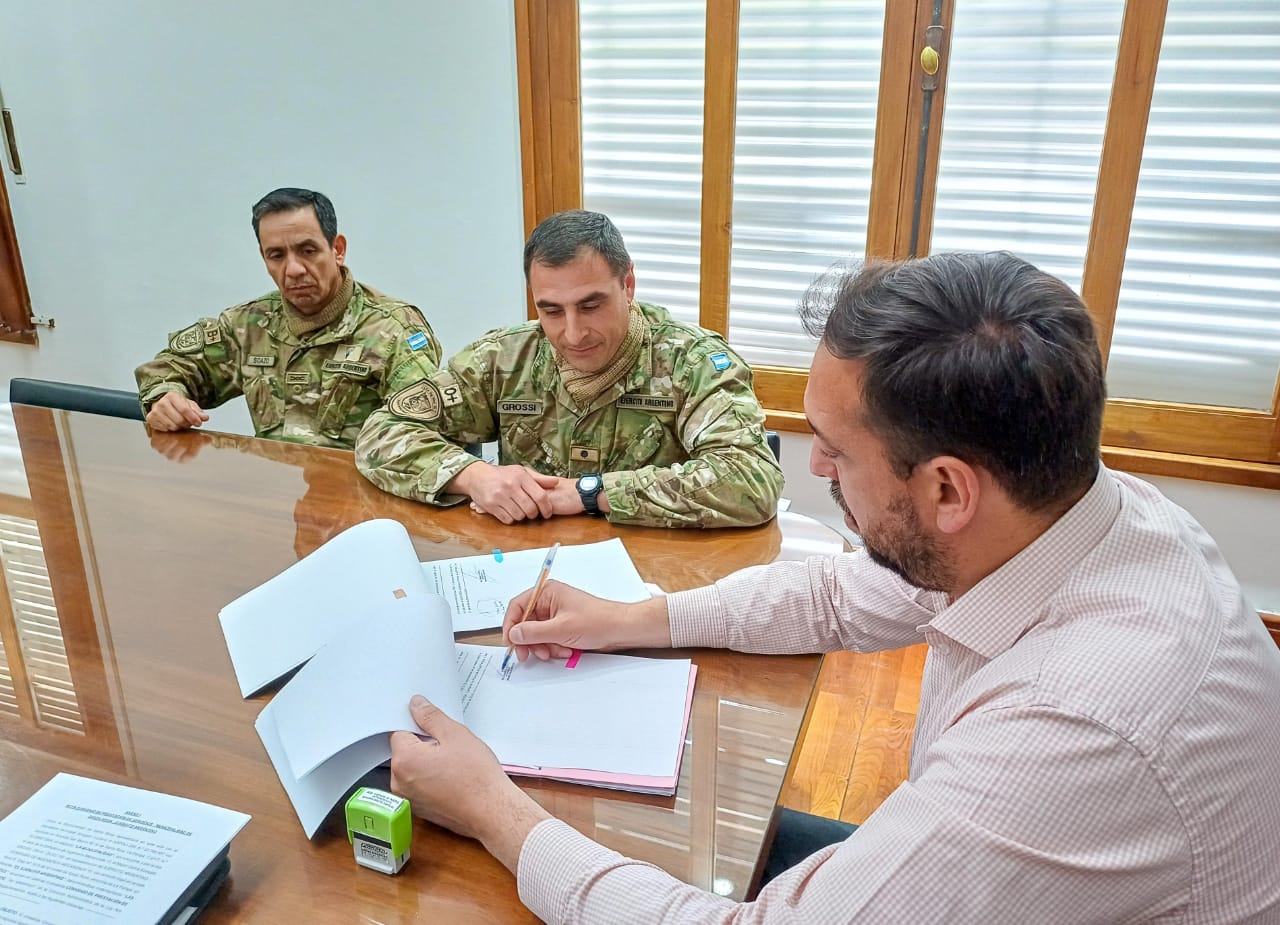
[355,338,501,506]
[134,313,242,411]
[378,305,443,395]
[602,341,783,528]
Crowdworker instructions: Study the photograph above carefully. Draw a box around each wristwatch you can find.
[576,473,604,515]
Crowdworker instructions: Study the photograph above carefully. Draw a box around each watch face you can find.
[579,475,602,492]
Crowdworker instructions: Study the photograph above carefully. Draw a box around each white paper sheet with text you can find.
[421,538,649,632]
[257,607,693,834]
[0,774,248,925]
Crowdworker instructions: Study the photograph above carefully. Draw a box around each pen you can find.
[502,542,560,671]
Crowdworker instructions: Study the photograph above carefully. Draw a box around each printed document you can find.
[220,520,650,696]
[421,538,647,632]
[255,594,694,836]
[0,774,248,925]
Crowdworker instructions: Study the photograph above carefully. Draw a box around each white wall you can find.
[2,2,1276,614]
[0,0,527,434]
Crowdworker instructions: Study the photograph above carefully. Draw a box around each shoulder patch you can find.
[436,370,464,408]
[709,351,732,371]
[406,331,430,352]
[388,380,443,422]
[201,319,222,345]
[169,323,205,355]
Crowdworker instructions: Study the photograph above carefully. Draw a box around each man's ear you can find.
[623,264,636,301]
[332,234,348,266]
[918,456,979,535]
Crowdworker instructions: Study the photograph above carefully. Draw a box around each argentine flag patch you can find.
[709,351,732,371]
[406,331,430,351]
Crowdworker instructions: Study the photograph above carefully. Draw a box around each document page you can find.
[220,519,431,696]
[0,774,249,925]
[459,644,692,778]
[255,709,391,840]
[265,592,461,780]
[256,607,694,836]
[422,538,650,632]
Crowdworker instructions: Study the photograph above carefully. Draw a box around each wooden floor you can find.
[779,644,926,825]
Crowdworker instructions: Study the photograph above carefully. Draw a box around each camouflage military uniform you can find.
[355,302,782,528]
[135,280,441,450]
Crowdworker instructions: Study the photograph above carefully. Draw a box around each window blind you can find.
[580,1,708,326]
[929,1,1124,289]
[1107,0,1280,409]
[727,1,884,368]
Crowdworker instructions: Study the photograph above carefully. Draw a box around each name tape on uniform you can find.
[617,394,677,412]
[497,400,543,415]
[322,360,372,377]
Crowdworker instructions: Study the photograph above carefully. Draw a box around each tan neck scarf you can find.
[558,301,647,407]
[283,266,355,337]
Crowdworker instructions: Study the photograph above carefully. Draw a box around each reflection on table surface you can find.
[0,407,846,922]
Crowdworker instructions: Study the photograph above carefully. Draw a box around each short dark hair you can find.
[523,210,631,281]
[799,252,1105,512]
[251,188,338,245]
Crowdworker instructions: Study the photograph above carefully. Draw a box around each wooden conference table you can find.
[0,405,844,923]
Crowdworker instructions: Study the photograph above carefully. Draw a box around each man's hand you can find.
[149,430,209,463]
[390,695,550,872]
[470,472,613,519]
[502,580,673,664]
[448,461,557,524]
[145,392,209,432]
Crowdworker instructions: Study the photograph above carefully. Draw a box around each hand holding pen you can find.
[500,542,560,671]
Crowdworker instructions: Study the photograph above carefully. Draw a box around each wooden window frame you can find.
[0,168,36,345]
[515,0,1280,489]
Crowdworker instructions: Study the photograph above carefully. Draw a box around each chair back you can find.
[766,430,781,462]
[9,377,146,421]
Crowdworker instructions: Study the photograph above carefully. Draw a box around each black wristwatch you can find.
[576,473,604,515]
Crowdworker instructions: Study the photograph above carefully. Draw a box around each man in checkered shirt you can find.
[388,252,1280,923]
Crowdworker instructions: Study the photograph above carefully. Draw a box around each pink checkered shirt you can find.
[517,468,1280,923]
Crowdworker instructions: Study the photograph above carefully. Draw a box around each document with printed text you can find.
[0,774,248,925]
[220,520,651,696]
[254,593,695,837]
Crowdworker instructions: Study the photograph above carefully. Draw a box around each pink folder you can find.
[502,664,698,796]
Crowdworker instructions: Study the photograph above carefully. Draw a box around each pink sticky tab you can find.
[564,650,582,669]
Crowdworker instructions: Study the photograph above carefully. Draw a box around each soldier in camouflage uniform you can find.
[135,188,441,450]
[355,210,782,529]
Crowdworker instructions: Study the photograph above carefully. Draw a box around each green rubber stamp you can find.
[345,787,411,874]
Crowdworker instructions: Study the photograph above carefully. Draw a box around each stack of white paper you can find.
[217,520,696,838]
[219,520,650,697]
[0,774,249,924]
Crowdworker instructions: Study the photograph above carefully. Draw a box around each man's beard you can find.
[829,480,953,592]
